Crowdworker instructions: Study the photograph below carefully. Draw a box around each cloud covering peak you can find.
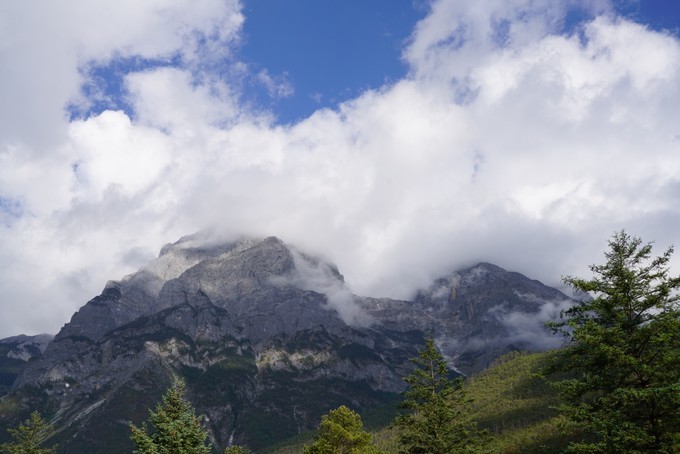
[1,0,679,337]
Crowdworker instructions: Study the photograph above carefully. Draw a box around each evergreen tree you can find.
[549,231,680,453]
[130,376,212,454]
[395,338,483,453]
[0,411,56,454]
[303,405,385,454]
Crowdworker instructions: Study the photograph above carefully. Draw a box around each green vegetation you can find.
[0,411,56,454]
[303,405,385,453]
[548,231,680,453]
[264,431,316,454]
[130,376,212,453]
[364,350,580,453]
[284,350,572,454]
[469,351,575,453]
[394,337,485,453]
[224,446,252,453]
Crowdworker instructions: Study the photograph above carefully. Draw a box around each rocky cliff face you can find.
[1,235,572,452]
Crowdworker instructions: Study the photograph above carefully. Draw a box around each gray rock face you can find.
[370,262,572,374]
[2,236,572,452]
[56,234,255,341]
[455,263,571,363]
[0,334,53,397]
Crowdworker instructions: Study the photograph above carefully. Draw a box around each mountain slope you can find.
[359,351,577,454]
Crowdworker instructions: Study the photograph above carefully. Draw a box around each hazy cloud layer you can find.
[490,297,575,350]
[1,0,680,337]
[287,249,371,327]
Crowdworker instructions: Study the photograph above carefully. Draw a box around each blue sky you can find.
[69,0,680,125]
[618,0,680,32]
[239,0,429,123]
[1,0,680,337]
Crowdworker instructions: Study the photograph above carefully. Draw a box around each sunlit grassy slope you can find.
[269,350,578,453]
[467,350,577,453]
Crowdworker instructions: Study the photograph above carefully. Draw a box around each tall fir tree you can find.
[549,231,680,453]
[395,338,484,454]
[130,376,212,454]
[0,411,56,454]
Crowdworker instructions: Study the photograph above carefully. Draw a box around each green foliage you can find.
[469,351,577,453]
[224,446,251,453]
[548,231,680,453]
[0,411,56,454]
[265,431,316,454]
[303,405,385,454]
[371,426,402,454]
[130,376,212,454]
[394,338,484,453]
[373,351,582,453]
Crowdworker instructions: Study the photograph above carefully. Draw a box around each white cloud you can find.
[0,0,243,150]
[125,68,241,129]
[285,249,371,327]
[1,0,680,337]
[489,296,574,350]
[256,69,294,99]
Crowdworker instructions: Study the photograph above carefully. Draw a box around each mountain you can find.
[0,334,53,397]
[365,261,570,374]
[0,235,573,452]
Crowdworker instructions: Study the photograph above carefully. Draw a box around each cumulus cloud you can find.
[1,0,680,337]
[0,0,242,149]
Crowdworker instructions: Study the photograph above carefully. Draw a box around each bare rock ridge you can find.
[1,235,573,452]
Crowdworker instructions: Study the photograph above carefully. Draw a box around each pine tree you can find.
[130,376,212,454]
[549,231,680,453]
[394,338,484,454]
[303,405,385,454]
[0,411,56,454]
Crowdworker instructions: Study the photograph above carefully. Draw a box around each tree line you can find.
[2,231,679,453]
